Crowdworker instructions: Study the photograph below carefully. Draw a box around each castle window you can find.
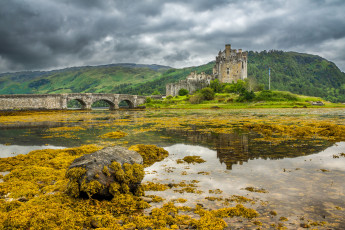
[227,68,230,74]
[242,62,244,69]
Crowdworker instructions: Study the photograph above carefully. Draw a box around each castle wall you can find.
[218,61,243,83]
[166,78,211,96]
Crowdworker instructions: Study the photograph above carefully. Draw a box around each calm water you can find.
[0,144,65,158]
[144,143,345,228]
[0,109,344,229]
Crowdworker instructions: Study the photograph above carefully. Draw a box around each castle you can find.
[165,72,213,97]
[166,44,247,96]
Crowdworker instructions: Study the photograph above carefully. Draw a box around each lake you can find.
[0,108,344,229]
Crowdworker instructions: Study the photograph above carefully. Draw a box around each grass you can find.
[144,91,345,109]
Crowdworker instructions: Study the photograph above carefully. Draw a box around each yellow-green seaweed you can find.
[100,131,127,139]
[182,155,206,164]
[129,144,169,167]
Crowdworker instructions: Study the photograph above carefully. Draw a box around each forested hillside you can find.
[114,62,214,95]
[248,51,345,102]
[0,51,344,102]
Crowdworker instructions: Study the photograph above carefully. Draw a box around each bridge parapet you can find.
[0,93,148,111]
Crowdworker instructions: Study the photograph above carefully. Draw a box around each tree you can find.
[236,90,256,102]
[244,78,260,91]
[178,88,189,96]
[223,80,247,94]
[189,93,204,104]
[200,87,215,100]
[210,79,222,93]
[152,90,161,95]
[223,84,233,93]
[145,97,152,103]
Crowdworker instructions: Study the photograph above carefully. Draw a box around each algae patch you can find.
[181,155,206,164]
[244,186,269,193]
[100,131,127,139]
[129,144,169,167]
[142,182,169,191]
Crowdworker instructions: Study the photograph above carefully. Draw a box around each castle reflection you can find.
[163,127,332,170]
[0,113,334,170]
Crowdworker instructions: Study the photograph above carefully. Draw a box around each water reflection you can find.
[0,144,65,158]
[163,128,333,170]
[145,142,345,228]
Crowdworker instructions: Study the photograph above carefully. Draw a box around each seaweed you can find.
[129,144,169,167]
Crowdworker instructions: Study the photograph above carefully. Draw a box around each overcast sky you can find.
[1,0,345,73]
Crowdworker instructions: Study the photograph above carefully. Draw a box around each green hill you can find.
[0,64,170,94]
[0,51,345,102]
[248,51,345,102]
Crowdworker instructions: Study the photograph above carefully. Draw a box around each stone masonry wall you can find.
[166,79,211,97]
[0,94,63,110]
[166,72,213,96]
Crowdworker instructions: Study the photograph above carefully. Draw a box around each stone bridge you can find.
[0,93,148,111]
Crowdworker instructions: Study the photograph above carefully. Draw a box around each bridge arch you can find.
[67,98,87,110]
[118,99,134,109]
[91,99,116,110]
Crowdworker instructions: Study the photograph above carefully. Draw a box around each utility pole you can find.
[269,67,271,90]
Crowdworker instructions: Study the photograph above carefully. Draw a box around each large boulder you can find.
[66,146,144,199]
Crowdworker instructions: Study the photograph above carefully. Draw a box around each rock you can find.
[91,218,102,228]
[66,146,144,199]
[300,223,309,228]
[168,211,176,218]
[309,101,325,106]
[17,197,29,202]
[116,219,124,225]
[140,196,153,203]
[69,146,143,169]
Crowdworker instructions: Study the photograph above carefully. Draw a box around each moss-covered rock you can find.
[66,146,144,199]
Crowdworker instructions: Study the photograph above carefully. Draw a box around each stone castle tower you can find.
[213,44,247,83]
[166,44,247,96]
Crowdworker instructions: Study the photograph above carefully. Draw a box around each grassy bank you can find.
[144,91,345,109]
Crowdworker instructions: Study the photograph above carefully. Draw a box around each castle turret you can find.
[225,44,231,57]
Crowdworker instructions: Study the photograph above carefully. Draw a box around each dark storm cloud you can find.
[0,0,345,73]
[163,50,191,63]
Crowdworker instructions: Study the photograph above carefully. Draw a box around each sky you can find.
[0,0,345,73]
